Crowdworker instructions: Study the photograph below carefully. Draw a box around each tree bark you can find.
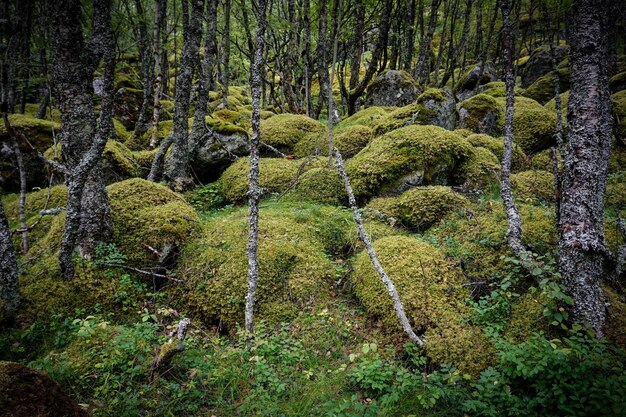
[281,0,299,113]
[402,0,417,72]
[413,0,441,85]
[163,0,205,190]
[53,0,114,280]
[0,200,19,321]
[314,0,334,120]
[559,0,612,337]
[149,0,168,149]
[221,0,232,107]
[132,0,154,138]
[245,0,268,338]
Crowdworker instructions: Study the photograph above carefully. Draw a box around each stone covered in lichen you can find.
[260,114,326,153]
[366,186,469,231]
[351,235,495,375]
[457,94,503,135]
[294,125,373,158]
[522,68,571,105]
[364,70,421,107]
[346,125,475,199]
[457,146,501,192]
[511,170,555,203]
[107,178,199,266]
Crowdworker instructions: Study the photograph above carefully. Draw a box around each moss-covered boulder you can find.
[427,203,556,282]
[612,90,626,142]
[112,87,143,130]
[454,62,498,101]
[609,71,626,94]
[520,44,569,88]
[293,125,373,158]
[335,106,396,132]
[372,88,457,136]
[177,205,340,328]
[466,133,527,170]
[497,96,558,155]
[504,293,549,342]
[107,178,199,266]
[285,167,347,206]
[544,91,569,124]
[260,114,326,153]
[364,70,421,107]
[366,186,469,231]
[219,157,305,203]
[511,170,555,203]
[352,236,495,374]
[457,146,501,192]
[0,113,61,191]
[0,361,88,417]
[457,94,503,135]
[522,68,571,105]
[345,125,475,199]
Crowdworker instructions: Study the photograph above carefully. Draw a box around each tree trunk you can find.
[559,0,612,337]
[402,0,416,72]
[302,0,313,116]
[314,0,334,120]
[132,0,154,138]
[163,0,205,190]
[413,0,441,85]
[149,0,167,149]
[53,0,114,280]
[245,0,268,338]
[221,0,232,107]
[0,200,19,321]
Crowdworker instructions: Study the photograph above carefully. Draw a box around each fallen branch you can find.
[148,317,191,384]
[334,148,424,347]
[97,262,184,283]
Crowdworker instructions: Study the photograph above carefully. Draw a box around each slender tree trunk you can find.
[281,0,299,113]
[245,0,268,339]
[314,0,333,119]
[149,0,167,149]
[433,0,451,86]
[53,0,114,279]
[132,0,154,138]
[0,200,19,321]
[402,0,416,71]
[163,0,205,190]
[559,0,612,337]
[328,0,343,164]
[221,0,232,107]
[474,0,483,59]
[302,0,312,116]
[413,0,441,85]
[349,0,365,91]
[439,0,472,87]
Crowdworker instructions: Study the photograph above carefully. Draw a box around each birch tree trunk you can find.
[132,0,154,138]
[221,0,232,107]
[245,0,268,338]
[413,0,441,85]
[0,200,19,321]
[558,0,612,337]
[149,0,168,149]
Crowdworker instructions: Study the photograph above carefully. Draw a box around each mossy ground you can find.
[260,114,326,153]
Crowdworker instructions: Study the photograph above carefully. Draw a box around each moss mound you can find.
[457,94,503,135]
[294,125,373,158]
[351,236,494,374]
[219,157,302,203]
[0,361,88,417]
[427,203,556,282]
[458,146,501,192]
[522,68,571,104]
[260,114,326,152]
[285,167,347,206]
[345,125,475,199]
[612,90,626,141]
[511,170,555,203]
[0,113,60,151]
[177,204,347,328]
[335,106,396,132]
[503,292,549,342]
[366,186,469,231]
[466,133,527,170]
[544,91,569,124]
[107,178,199,266]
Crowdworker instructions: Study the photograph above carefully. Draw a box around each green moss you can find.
[511,170,555,203]
[611,90,626,141]
[367,186,469,231]
[516,55,530,68]
[466,133,527,170]
[0,113,60,151]
[285,168,347,206]
[346,125,475,200]
[176,205,342,328]
[522,68,571,104]
[453,128,475,138]
[426,203,556,282]
[609,71,626,93]
[457,94,503,134]
[23,103,61,123]
[503,293,549,342]
[351,236,495,375]
[543,91,569,125]
[219,157,303,203]
[205,116,249,136]
[334,106,396,132]
[481,85,524,98]
[113,118,132,141]
[107,178,199,266]
[260,114,326,152]
[371,102,431,137]
[605,287,626,349]
[294,125,373,158]
[458,146,501,192]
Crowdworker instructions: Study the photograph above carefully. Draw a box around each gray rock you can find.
[365,70,421,107]
[189,129,250,182]
[418,87,457,130]
[454,63,498,101]
[520,45,569,88]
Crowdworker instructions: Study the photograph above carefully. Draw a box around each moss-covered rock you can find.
[544,91,569,124]
[335,106,396,132]
[520,44,569,88]
[219,157,304,203]
[285,168,347,206]
[427,203,556,282]
[457,94,503,135]
[107,178,199,266]
[346,125,475,199]
[454,62,498,100]
[112,87,143,130]
[522,68,571,105]
[457,146,501,192]
[260,114,326,153]
[366,186,469,231]
[611,90,626,142]
[466,133,527,170]
[365,70,421,107]
[511,170,555,203]
[294,125,374,159]
[0,361,88,417]
[609,71,626,94]
[503,292,549,342]
[177,205,342,328]
[351,236,495,374]
[605,287,626,349]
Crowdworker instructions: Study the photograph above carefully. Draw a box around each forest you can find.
[1,0,626,415]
